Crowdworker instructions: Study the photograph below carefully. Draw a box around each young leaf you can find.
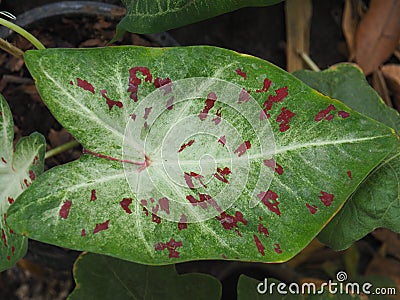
[0,94,45,271]
[68,252,222,300]
[294,63,400,250]
[117,0,283,34]
[7,46,398,264]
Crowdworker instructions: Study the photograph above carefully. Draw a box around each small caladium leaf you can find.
[68,252,222,300]
[294,63,400,250]
[0,94,45,271]
[117,0,283,34]
[7,46,398,264]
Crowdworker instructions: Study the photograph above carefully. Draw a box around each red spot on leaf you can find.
[218,136,226,146]
[1,157,7,164]
[7,197,14,205]
[274,243,282,254]
[258,190,281,216]
[90,189,97,201]
[199,92,217,120]
[141,200,149,216]
[29,170,35,180]
[1,229,7,247]
[24,179,30,187]
[347,170,352,180]
[338,110,350,118]
[130,113,137,121]
[186,193,222,212]
[306,203,318,214]
[11,246,15,255]
[152,211,161,224]
[319,191,334,206]
[154,77,172,95]
[7,256,10,261]
[59,200,72,219]
[235,68,247,79]
[315,104,336,122]
[144,107,152,120]
[9,229,14,234]
[238,88,250,104]
[258,223,269,237]
[263,158,284,175]
[178,214,187,230]
[93,220,110,234]
[76,78,95,94]
[120,198,133,214]
[178,139,195,153]
[100,89,123,110]
[128,67,152,102]
[81,229,86,237]
[254,235,265,256]
[276,107,295,132]
[215,211,247,232]
[166,96,174,110]
[155,238,182,258]
[213,167,231,183]
[184,172,207,189]
[268,86,288,103]
[256,78,272,93]
[234,140,251,157]
[212,107,222,125]
[159,197,170,214]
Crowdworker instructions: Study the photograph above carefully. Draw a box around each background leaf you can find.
[0,94,46,271]
[117,0,283,34]
[68,252,222,300]
[7,46,397,264]
[294,63,400,250]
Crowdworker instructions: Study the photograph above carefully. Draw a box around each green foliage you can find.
[68,252,222,300]
[117,0,283,34]
[7,46,398,265]
[294,63,400,250]
[0,94,45,271]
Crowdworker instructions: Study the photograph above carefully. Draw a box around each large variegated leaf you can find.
[117,0,283,34]
[294,64,400,250]
[0,95,45,271]
[7,46,398,264]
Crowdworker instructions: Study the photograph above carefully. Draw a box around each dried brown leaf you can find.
[381,63,400,108]
[355,0,400,75]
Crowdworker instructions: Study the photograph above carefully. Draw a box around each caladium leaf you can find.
[68,252,222,300]
[294,63,400,250]
[117,0,283,34]
[0,94,45,271]
[7,46,398,264]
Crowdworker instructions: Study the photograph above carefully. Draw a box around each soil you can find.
[0,1,397,299]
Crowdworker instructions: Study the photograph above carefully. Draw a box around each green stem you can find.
[45,140,80,159]
[0,18,45,50]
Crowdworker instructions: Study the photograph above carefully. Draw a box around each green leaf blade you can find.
[68,252,222,300]
[118,0,283,34]
[0,95,46,271]
[294,63,400,250]
[9,46,398,264]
